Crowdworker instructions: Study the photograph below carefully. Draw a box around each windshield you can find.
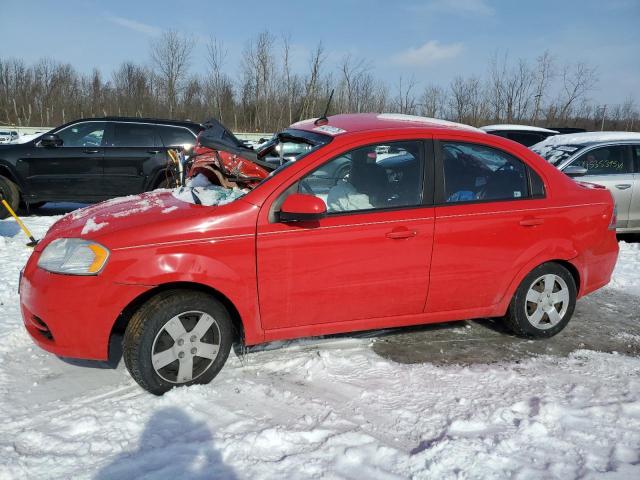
[531,143,584,166]
[257,128,332,180]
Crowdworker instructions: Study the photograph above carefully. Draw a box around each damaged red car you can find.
[20,113,618,395]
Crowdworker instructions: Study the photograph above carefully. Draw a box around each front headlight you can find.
[37,238,110,275]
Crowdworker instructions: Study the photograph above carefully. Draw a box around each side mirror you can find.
[279,193,327,222]
[564,165,588,177]
[40,133,63,147]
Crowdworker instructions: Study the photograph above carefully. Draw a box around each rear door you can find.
[629,144,640,230]
[19,121,106,200]
[565,144,634,228]
[427,139,554,313]
[102,122,163,196]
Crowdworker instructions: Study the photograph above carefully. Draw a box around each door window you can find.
[157,125,196,148]
[297,141,425,213]
[56,122,106,147]
[571,145,632,175]
[441,142,530,203]
[110,123,161,148]
[633,145,640,172]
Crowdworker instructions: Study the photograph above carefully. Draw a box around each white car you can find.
[532,131,640,233]
[0,130,19,144]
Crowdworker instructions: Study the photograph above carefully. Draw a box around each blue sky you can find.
[2,0,639,105]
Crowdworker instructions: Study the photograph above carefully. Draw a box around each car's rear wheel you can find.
[123,290,233,395]
[503,262,576,338]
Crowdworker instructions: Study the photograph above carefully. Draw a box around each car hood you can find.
[39,189,255,251]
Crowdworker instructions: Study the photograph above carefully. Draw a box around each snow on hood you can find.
[45,177,248,244]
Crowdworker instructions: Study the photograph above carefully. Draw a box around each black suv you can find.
[0,117,203,218]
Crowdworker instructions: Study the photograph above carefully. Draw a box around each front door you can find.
[20,121,106,200]
[257,140,434,331]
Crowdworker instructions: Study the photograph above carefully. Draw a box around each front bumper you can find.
[20,251,151,360]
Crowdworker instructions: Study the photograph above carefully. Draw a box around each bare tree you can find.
[150,30,194,116]
[556,62,598,122]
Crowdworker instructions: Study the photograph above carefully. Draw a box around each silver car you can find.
[531,132,640,233]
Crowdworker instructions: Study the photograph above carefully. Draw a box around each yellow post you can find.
[1,199,38,246]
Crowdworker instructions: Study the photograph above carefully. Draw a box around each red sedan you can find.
[20,114,619,394]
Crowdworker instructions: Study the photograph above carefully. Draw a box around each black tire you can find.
[123,290,233,395]
[156,177,175,189]
[0,175,20,220]
[503,262,577,338]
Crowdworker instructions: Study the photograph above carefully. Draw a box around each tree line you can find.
[0,30,638,132]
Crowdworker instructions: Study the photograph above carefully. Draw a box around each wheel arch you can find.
[0,162,21,188]
[109,281,246,362]
[497,256,581,316]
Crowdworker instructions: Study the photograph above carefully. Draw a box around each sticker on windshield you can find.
[514,191,522,198]
[313,125,346,135]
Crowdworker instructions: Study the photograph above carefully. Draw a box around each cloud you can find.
[105,14,160,36]
[393,41,464,67]
[410,0,494,16]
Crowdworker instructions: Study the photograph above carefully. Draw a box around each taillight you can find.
[609,204,617,230]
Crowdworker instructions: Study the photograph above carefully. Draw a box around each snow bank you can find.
[610,241,640,297]
[1,214,640,479]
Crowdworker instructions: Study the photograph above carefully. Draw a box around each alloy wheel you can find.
[524,274,570,330]
[151,310,221,383]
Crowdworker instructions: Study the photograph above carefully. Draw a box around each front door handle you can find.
[386,227,417,239]
[147,150,160,154]
[615,184,631,190]
[83,148,99,154]
[519,217,544,227]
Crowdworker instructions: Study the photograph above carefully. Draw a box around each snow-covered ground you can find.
[1,210,639,479]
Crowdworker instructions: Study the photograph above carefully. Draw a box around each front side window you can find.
[56,122,106,147]
[442,142,529,203]
[110,123,160,148]
[298,141,424,214]
[572,145,632,175]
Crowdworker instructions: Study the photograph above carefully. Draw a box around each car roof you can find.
[480,124,559,134]
[535,131,640,148]
[64,117,203,129]
[291,113,486,136]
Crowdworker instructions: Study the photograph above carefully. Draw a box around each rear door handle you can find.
[386,228,417,239]
[83,148,100,154]
[519,217,544,227]
[615,184,631,190]
[147,150,160,154]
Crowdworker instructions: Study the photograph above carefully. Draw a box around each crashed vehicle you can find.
[186,118,272,190]
[20,113,618,395]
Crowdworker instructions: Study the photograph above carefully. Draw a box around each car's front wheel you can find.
[0,175,20,219]
[123,290,233,395]
[503,262,577,338]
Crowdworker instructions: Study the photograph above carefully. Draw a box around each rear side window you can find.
[441,142,529,203]
[110,123,160,147]
[157,126,196,147]
[507,132,548,147]
[529,168,545,198]
[571,145,632,175]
